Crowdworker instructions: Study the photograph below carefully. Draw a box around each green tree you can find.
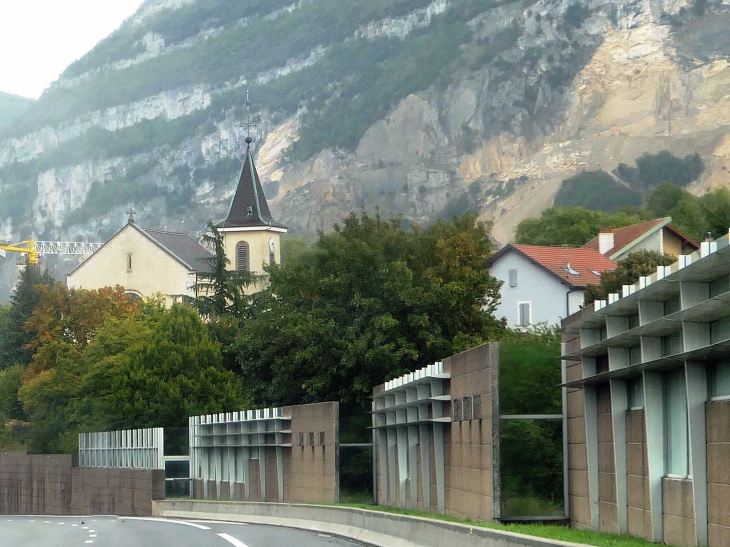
[0,266,54,369]
[84,304,247,430]
[235,211,504,417]
[0,364,26,421]
[186,222,255,319]
[514,207,640,246]
[700,186,730,239]
[554,171,641,213]
[584,250,675,304]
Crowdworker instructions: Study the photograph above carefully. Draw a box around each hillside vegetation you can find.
[0,92,34,129]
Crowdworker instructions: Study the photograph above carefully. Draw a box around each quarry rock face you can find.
[1,0,729,297]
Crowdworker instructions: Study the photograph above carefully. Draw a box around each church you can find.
[66,134,287,304]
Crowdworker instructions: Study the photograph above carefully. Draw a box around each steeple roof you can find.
[217,141,287,230]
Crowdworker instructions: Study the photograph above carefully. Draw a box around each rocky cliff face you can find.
[1,0,730,298]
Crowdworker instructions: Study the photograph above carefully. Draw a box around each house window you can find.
[508,269,518,288]
[517,302,531,326]
[664,369,689,477]
[127,253,133,273]
[236,241,250,271]
[710,361,730,399]
[628,378,644,409]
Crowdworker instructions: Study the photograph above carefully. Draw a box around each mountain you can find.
[0,92,34,129]
[1,0,730,300]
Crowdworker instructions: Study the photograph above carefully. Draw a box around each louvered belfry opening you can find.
[236,241,250,271]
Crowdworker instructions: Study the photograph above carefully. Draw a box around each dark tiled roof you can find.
[217,145,288,230]
[141,227,214,272]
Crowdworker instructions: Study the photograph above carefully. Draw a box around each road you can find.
[1,515,361,547]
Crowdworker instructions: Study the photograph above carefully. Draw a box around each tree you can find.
[79,304,247,430]
[700,186,730,239]
[23,283,140,378]
[514,207,640,246]
[18,300,247,453]
[0,266,54,370]
[185,222,255,319]
[554,170,641,213]
[235,212,504,417]
[584,250,675,304]
[635,151,704,188]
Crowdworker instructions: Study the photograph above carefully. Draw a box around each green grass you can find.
[310,503,672,547]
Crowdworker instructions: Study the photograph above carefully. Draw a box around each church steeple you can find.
[217,92,287,231]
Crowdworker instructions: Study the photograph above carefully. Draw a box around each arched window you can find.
[124,290,143,302]
[269,250,276,266]
[236,241,250,271]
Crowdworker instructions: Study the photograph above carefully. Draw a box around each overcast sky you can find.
[1,0,145,99]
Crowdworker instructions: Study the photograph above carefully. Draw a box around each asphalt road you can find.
[1,516,362,547]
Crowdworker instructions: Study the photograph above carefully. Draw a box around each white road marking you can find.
[44,521,50,524]
[82,526,88,529]
[85,541,93,544]
[90,534,97,538]
[28,520,35,523]
[123,517,211,530]
[72,524,78,527]
[6,519,12,522]
[188,520,248,526]
[89,530,95,533]
[58,522,64,525]
[217,533,249,547]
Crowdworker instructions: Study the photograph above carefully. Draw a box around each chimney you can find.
[598,230,614,255]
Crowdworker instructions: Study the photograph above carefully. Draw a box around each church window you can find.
[236,241,250,271]
[127,253,133,272]
[269,250,275,265]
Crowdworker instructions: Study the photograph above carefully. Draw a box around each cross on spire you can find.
[126,207,136,224]
[244,89,256,146]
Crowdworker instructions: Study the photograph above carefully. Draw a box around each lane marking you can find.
[217,533,249,547]
[85,541,93,544]
[58,522,65,525]
[90,534,97,538]
[82,526,88,529]
[72,524,78,527]
[44,521,50,524]
[89,530,95,533]
[124,517,210,530]
[29,520,35,523]
[188,520,248,526]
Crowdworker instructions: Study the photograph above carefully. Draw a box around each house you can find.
[66,216,214,305]
[67,134,288,301]
[487,244,616,328]
[562,235,730,546]
[583,217,698,261]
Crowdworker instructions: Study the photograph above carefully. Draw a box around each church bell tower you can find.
[216,92,288,290]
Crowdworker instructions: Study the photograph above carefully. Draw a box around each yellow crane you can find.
[0,240,103,266]
[0,240,39,265]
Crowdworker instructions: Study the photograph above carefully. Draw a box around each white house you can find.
[487,244,616,328]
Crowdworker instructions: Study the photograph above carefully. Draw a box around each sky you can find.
[0,0,145,99]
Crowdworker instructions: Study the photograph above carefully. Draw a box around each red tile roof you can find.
[583,218,699,257]
[505,244,617,288]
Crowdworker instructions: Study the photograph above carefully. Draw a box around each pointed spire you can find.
[216,92,287,231]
